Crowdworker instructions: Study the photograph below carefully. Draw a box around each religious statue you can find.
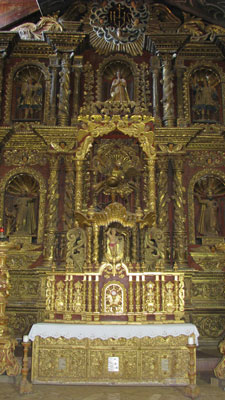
[105,227,125,263]
[6,192,37,237]
[195,191,219,236]
[73,281,83,313]
[191,71,220,122]
[110,71,130,102]
[17,75,43,120]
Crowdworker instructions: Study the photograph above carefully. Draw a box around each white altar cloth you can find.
[29,323,199,345]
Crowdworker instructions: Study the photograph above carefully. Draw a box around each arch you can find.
[0,167,47,243]
[188,168,225,243]
[4,60,51,125]
[183,61,225,125]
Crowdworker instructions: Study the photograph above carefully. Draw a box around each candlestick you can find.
[23,335,29,343]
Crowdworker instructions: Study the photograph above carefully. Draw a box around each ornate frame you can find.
[4,60,51,125]
[101,280,127,314]
[0,167,47,243]
[188,168,225,243]
[183,60,225,125]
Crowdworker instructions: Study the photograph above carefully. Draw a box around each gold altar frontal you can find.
[31,333,195,385]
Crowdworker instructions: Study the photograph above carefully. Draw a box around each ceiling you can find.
[1,0,225,30]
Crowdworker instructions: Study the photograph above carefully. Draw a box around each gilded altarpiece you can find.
[0,0,224,363]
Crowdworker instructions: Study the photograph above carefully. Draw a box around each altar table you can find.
[29,323,199,385]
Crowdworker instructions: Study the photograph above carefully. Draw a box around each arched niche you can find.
[0,167,47,244]
[183,61,225,125]
[96,55,138,102]
[4,61,51,125]
[188,169,225,244]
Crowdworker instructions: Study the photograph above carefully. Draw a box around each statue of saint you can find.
[18,75,43,120]
[110,71,130,102]
[14,193,37,236]
[105,227,125,262]
[195,191,219,236]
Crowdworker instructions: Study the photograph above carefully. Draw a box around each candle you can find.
[129,276,132,282]
[174,275,178,281]
[88,275,92,281]
[0,227,4,238]
[136,276,140,282]
[23,335,29,343]
[142,275,145,281]
[188,336,194,345]
[95,275,99,281]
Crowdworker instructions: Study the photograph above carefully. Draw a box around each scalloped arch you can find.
[4,60,51,125]
[0,166,47,243]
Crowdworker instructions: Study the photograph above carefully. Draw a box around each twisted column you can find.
[0,53,6,121]
[43,154,60,266]
[64,155,75,231]
[71,56,82,124]
[157,158,170,265]
[151,56,161,126]
[175,59,186,127]
[49,56,60,125]
[74,160,83,212]
[58,53,71,126]
[147,158,156,215]
[162,55,175,127]
[172,157,187,268]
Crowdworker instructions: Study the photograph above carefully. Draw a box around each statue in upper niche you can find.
[195,190,219,236]
[110,71,130,102]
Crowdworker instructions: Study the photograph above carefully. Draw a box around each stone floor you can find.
[0,374,225,400]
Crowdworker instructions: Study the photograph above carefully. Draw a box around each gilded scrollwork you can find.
[192,281,224,300]
[144,227,165,271]
[4,149,47,166]
[66,227,86,272]
[7,312,37,338]
[191,315,225,338]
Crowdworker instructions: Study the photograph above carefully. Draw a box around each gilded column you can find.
[58,53,71,126]
[147,158,156,214]
[0,241,21,376]
[71,56,83,124]
[93,224,99,266]
[175,59,186,127]
[64,154,75,231]
[161,55,175,127]
[0,53,6,121]
[74,160,83,212]
[43,154,60,266]
[157,157,170,265]
[172,157,187,268]
[49,56,60,125]
[150,56,161,126]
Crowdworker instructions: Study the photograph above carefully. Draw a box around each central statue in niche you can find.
[110,71,130,102]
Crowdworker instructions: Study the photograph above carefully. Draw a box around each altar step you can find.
[197,349,220,373]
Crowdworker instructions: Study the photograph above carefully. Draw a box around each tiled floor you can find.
[0,375,224,400]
